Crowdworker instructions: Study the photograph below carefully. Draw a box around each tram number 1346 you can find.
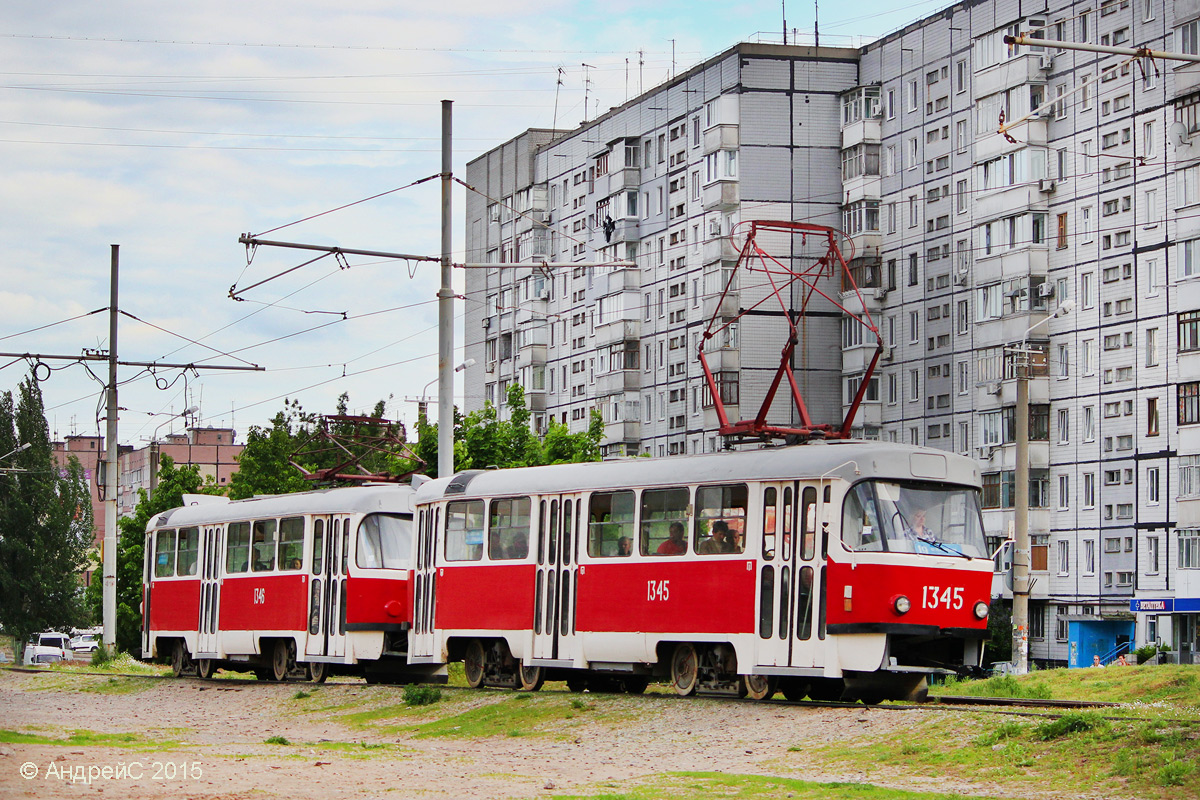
[921,585,964,610]
[647,580,670,602]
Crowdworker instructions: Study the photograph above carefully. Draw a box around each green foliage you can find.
[986,600,1012,662]
[264,735,290,745]
[402,684,442,706]
[84,456,219,654]
[0,373,95,644]
[90,641,114,668]
[1157,755,1196,786]
[1135,644,1158,664]
[1033,711,1108,741]
[226,403,313,500]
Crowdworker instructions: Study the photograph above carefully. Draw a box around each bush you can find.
[1033,711,1107,741]
[1135,644,1158,665]
[90,642,114,667]
[264,735,290,745]
[403,685,442,706]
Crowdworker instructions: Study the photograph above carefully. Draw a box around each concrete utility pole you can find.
[439,100,455,479]
[103,246,119,647]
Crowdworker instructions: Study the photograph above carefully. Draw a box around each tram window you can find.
[537,500,547,564]
[548,500,558,564]
[252,520,278,571]
[226,522,250,573]
[761,488,777,560]
[797,566,814,640]
[781,487,793,561]
[695,484,747,555]
[759,565,775,639]
[342,526,350,573]
[278,517,305,570]
[801,487,817,561]
[588,490,636,557]
[642,488,690,555]
[488,497,531,560]
[176,527,199,577]
[312,519,325,575]
[778,566,792,640]
[842,484,884,552]
[562,500,574,566]
[154,530,176,578]
[843,481,987,557]
[358,513,413,569]
[445,500,485,561]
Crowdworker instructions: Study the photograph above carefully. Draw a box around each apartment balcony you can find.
[974,52,1051,99]
[607,167,641,194]
[841,117,881,149]
[702,291,740,320]
[973,372,1050,408]
[840,341,883,374]
[602,420,641,446]
[973,244,1050,286]
[703,124,738,154]
[1181,350,1200,383]
[593,318,640,348]
[589,266,641,298]
[702,180,739,211]
[515,343,546,370]
[973,182,1052,222]
[525,387,547,412]
[595,369,640,397]
[843,399,881,428]
[844,232,882,262]
[610,217,641,243]
[699,347,739,373]
[842,175,881,206]
[974,118,1048,163]
[703,236,741,265]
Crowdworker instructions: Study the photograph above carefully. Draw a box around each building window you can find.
[1057,540,1069,576]
[1181,382,1200,425]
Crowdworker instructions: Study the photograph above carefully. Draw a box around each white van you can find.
[23,632,74,665]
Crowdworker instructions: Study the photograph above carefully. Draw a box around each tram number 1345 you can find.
[647,580,670,602]
[921,585,964,610]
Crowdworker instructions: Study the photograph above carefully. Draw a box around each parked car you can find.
[23,632,73,665]
[70,633,99,653]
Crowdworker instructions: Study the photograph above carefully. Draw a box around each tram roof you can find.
[414,440,981,504]
[147,483,415,530]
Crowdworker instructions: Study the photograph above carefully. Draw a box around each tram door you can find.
[787,484,825,669]
[305,516,349,661]
[532,495,581,663]
[410,506,438,660]
[197,524,223,656]
[754,483,795,668]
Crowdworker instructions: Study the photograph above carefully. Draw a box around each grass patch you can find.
[932,663,1200,707]
[291,689,312,700]
[0,728,176,749]
[402,685,442,706]
[264,735,290,745]
[555,771,993,799]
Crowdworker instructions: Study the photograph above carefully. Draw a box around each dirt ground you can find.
[0,668,1056,800]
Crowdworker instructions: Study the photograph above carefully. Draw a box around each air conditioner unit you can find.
[1038,282,1055,298]
[873,287,889,301]
[538,289,551,300]
[482,317,491,329]
[987,381,1003,395]
[484,361,495,374]
[879,345,893,362]
[953,272,968,286]
[1039,55,1054,71]
[1038,178,1057,193]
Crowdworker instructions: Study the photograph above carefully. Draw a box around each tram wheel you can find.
[307,661,328,684]
[779,678,809,701]
[270,639,295,682]
[464,639,486,689]
[170,641,192,678]
[565,674,588,693]
[196,658,216,680]
[741,674,777,701]
[516,662,544,692]
[670,643,699,696]
[622,676,649,695]
[807,678,844,702]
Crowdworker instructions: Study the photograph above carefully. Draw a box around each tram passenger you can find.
[617,536,633,556]
[723,525,743,554]
[698,520,730,554]
[288,557,302,570]
[656,522,688,555]
[506,531,529,559]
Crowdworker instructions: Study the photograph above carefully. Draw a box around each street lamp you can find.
[150,406,200,496]
[1009,299,1075,675]
[417,360,475,425]
[0,442,31,462]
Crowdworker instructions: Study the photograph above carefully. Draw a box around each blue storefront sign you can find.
[1130,598,1175,613]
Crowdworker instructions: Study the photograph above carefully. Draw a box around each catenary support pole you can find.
[103,245,119,648]
[1013,358,1030,675]
[438,100,454,479]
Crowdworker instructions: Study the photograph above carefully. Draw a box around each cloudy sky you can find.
[0,0,949,448]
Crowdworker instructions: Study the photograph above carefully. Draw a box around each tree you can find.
[226,405,312,500]
[0,373,94,645]
[83,457,216,654]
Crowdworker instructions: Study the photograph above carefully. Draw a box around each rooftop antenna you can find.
[552,66,565,130]
[814,0,820,47]
[582,63,594,123]
[783,0,788,44]
[638,49,645,95]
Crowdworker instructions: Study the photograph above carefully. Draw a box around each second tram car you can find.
[410,441,994,702]
[142,484,439,684]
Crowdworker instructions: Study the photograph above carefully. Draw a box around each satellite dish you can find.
[1170,121,1191,148]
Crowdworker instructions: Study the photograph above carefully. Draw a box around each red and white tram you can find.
[410,441,994,702]
[142,484,439,684]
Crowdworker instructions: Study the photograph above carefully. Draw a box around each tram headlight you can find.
[892,595,911,615]
[973,601,990,620]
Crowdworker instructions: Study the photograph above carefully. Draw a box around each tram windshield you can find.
[842,480,987,559]
[356,513,413,570]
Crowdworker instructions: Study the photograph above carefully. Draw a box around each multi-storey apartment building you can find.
[463,0,1200,666]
